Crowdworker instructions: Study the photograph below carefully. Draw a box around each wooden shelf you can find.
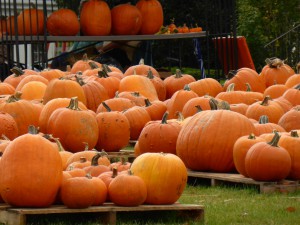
[1,31,207,43]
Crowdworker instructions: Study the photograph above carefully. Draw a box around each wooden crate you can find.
[187,170,300,194]
[0,202,204,225]
[106,150,135,163]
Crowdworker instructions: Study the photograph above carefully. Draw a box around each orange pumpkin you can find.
[278,106,300,132]
[80,0,111,36]
[189,78,223,97]
[96,97,136,113]
[0,112,18,140]
[136,0,164,34]
[47,9,80,36]
[17,4,44,35]
[111,3,142,35]
[245,132,291,181]
[0,82,15,95]
[0,126,63,207]
[131,152,187,204]
[108,170,147,206]
[144,99,167,121]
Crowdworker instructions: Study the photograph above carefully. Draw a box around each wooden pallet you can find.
[187,170,300,194]
[0,202,204,225]
[106,150,135,163]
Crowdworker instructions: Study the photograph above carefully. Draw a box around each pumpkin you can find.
[282,84,300,106]
[144,99,167,121]
[278,106,300,132]
[176,99,255,172]
[109,157,131,172]
[123,58,160,77]
[223,68,266,93]
[245,95,285,124]
[70,54,101,74]
[123,105,151,140]
[259,57,295,87]
[254,115,286,136]
[0,126,63,207]
[20,81,47,101]
[0,112,18,140]
[136,0,163,34]
[47,8,80,36]
[42,78,87,106]
[0,93,40,136]
[15,74,49,91]
[38,97,87,133]
[119,74,159,102]
[17,3,44,35]
[263,84,288,99]
[80,0,111,36]
[90,176,108,206]
[96,97,135,113]
[278,131,300,180]
[138,112,182,155]
[4,66,38,88]
[0,82,15,95]
[233,133,265,177]
[166,84,198,119]
[83,153,111,177]
[182,95,213,118]
[130,152,187,204]
[108,170,147,206]
[146,69,166,101]
[111,3,142,35]
[117,91,147,106]
[229,103,249,115]
[47,97,99,153]
[95,102,130,152]
[163,69,196,99]
[189,77,223,97]
[245,132,291,181]
[61,176,99,208]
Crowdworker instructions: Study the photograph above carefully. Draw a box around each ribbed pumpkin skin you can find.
[136,0,164,35]
[111,3,142,35]
[176,110,255,172]
[130,152,187,205]
[80,0,111,36]
[0,112,18,140]
[0,133,63,207]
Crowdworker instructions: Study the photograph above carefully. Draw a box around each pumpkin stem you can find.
[267,131,281,147]
[91,153,101,166]
[296,62,300,74]
[294,84,300,90]
[67,97,81,111]
[144,98,152,107]
[209,98,219,110]
[265,57,283,68]
[259,115,269,124]
[112,167,118,178]
[227,70,237,79]
[82,53,89,62]
[102,64,112,73]
[28,125,39,135]
[261,95,270,106]
[53,137,66,152]
[176,111,185,122]
[10,66,25,76]
[195,105,203,113]
[183,84,191,91]
[217,100,230,110]
[245,83,252,92]
[161,112,169,124]
[132,92,140,97]
[290,130,299,138]
[138,58,145,65]
[102,102,112,112]
[175,69,183,78]
[248,133,257,140]
[226,83,235,92]
[75,75,85,86]
[6,92,22,103]
[88,61,99,69]
[1,134,10,141]
[147,69,154,79]
[98,70,109,78]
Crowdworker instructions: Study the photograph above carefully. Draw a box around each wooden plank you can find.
[0,203,204,225]
[187,170,299,194]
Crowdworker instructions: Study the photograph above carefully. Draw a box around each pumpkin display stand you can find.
[0,202,204,225]
[187,170,300,194]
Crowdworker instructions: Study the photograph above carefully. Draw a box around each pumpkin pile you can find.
[0,56,300,208]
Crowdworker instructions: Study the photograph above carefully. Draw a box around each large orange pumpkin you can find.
[80,0,111,36]
[47,9,80,36]
[111,3,142,35]
[0,126,63,207]
[176,103,255,172]
[136,0,164,34]
[17,4,45,35]
[130,152,187,205]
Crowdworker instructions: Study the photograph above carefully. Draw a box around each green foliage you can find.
[237,0,300,71]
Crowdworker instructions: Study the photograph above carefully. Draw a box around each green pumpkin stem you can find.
[102,102,112,112]
[183,84,191,91]
[144,99,152,107]
[139,58,145,65]
[10,66,25,76]
[28,125,39,135]
[6,92,22,103]
[91,153,101,166]
[98,70,109,78]
[161,112,169,124]
[195,105,203,113]
[102,64,112,73]
[227,70,237,79]
[245,83,252,92]
[261,95,271,106]
[75,75,85,86]
[267,131,281,147]
[67,97,81,111]
[88,61,99,69]
[112,167,118,178]
[248,133,256,140]
[290,130,299,138]
[147,69,154,79]
[259,115,269,124]
[226,83,235,92]
[265,57,283,68]
[175,69,183,78]
[209,98,219,110]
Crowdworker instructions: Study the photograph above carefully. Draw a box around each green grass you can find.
[21,180,300,225]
